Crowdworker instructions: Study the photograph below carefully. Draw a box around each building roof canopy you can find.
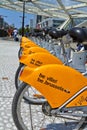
[0,0,87,20]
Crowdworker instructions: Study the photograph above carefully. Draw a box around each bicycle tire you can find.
[12,82,61,130]
[18,47,23,59]
[12,83,25,130]
[15,63,24,89]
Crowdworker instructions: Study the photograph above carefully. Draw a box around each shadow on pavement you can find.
[41,121,79,130]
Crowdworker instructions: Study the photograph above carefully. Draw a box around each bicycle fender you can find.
[19,52,63,67]
[21,36,31,43]
[20,64,87,108]
[20,36,37,47]
[20,42,38,48]
[22,46,49,55]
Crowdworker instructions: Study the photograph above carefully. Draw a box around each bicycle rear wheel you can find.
[22,82,46,105]
[12,82,60,130]
[15,74,46,105]
[15,62,47,104]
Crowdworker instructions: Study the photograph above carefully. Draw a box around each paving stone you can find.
[0,39,18,130]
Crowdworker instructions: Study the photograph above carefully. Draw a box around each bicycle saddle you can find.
[49,28,67,39]
[69,27,86,43]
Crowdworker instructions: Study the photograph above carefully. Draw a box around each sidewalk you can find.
[0,39,19,130]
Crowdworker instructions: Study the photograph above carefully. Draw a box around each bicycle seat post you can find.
[61,38,69,65]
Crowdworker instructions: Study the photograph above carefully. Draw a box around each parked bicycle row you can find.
[12,27,87,130]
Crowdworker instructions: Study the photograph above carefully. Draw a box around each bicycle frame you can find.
[20,64,87,109]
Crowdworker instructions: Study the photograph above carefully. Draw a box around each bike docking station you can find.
[12,27,87,130]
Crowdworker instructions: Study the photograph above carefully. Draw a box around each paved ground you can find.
[0,38,87,130]
[0,38,19,130]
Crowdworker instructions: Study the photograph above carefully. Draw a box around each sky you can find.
[0,8,36,29]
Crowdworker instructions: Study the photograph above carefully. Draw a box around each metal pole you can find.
[22,1,25,36]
